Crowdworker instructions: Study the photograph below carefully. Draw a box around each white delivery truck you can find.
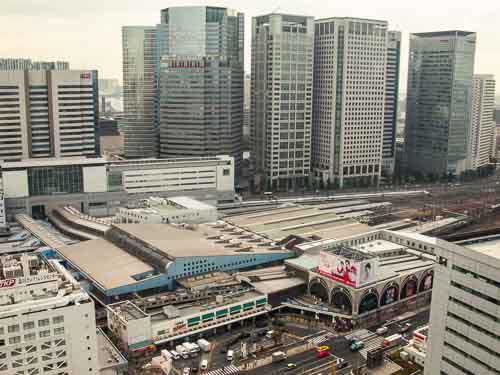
[197,339,211,353]
[183,342,200,356]
[226,350,234,361]
[170,350,180,360]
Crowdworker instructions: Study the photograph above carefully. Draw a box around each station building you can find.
[286,230,437,326]
[50,222,294,299]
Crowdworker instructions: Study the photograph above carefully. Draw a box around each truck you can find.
[383,334,403,348]
[161,349,172,360]
[272,351,287,362]
[197,339,211,353]
[176,345,190,359]
[182,343,200,356]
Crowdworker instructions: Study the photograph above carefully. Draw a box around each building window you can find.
[53,316,64,325]
[28,165,84,196]
[54,327,65,336]
[8,325,20,333]
[8,336,21,344]
[23,322,35,330]
[222,168,230,176]
[39,330,50,338]
[38,319,50,327]
[24,333,36,341]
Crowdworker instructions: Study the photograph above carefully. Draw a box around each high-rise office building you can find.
[424,238,500,375]
[404,31,476,177]
[382,31,402,175]
[157,6,244,170]
[122,26,158,159]
[0,70,99,162]
[251,14,314,190]
[244,73,251,138]
[312,18,389,188]
[0,58,69,71]
[470,74,496,169]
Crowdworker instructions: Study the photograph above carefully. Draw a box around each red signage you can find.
[0,279,16,288]
[80,72,91,80]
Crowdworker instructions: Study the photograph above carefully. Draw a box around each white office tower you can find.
[424,241,500,375]
[251,14,314,191]
[312,18,389,188]
[470,74,496,169]
[0,253,99,374]
[0,70,99,162]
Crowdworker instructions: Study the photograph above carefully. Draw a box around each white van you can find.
[201,359,208,371]
[376,326,388,335]
[226,350,234,361]
[266,330,275,339]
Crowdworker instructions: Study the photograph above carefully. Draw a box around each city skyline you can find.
[1,0,499,90]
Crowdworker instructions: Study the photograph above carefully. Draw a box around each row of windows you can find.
[449,297,499,324]
[445,326,500,360]
[0,317,64,336]
[443,341,500,375]
[452,264,500,288]
[451,280,500,306]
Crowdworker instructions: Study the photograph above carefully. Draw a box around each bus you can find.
[383,334,403,348]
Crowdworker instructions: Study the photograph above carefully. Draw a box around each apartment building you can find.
[312,18,390,188]
[0,58,69,71]
[0,70,99,162]
[470,74,496,169]
[251,13,314,191]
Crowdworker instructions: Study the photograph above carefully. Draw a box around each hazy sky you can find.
[1,0,499,92]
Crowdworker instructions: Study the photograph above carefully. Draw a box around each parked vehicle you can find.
[266,330,275,339]
[376,326,388,335]
[285,363,297,371]
[182,342,200,356]
[226,350,234,361]
[197,339,211,353]
[272,351,287,362]
[176,345,189,359]
[399,323,412,333]
[170,350,180,360]
[161,350,172,360]
[183,368,190,375]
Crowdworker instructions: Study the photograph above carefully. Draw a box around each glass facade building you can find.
[404,31,476,176]
[122,26,158,158]
[157,7,244,171]
[28,165,83,196]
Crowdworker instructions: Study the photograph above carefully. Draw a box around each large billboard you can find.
[318,251,378,288]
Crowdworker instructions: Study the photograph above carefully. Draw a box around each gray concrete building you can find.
[424,236,500,375]
[157,6,244,172]
[251,13,314,191]
[122,26,158,158]
[404,31,476,177]
[312,18,391,188]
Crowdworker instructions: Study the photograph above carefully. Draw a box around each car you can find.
[336,359,349,370]
[286,363,297,371]
[317,345,330,352]
[400,322,412,333]
[316,350,329,359]
[200,359,208,371]
[350,340,365,352]
[183,368,190,375]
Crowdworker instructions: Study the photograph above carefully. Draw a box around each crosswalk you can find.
[307,332,335,346]
[358,336,384,359]
[204,365,240,375]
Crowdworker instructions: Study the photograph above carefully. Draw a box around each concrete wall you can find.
[83,165,107,193]
[2,170,29,198]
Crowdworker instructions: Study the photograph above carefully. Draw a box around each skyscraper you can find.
[122,26,158,159]
[157,7,244,170]
[0,58,69,71]
[424,238,500,375]
[404,31,476,177]
[251,14,314,191]
[470,74,496,169]
[312,18,390,188]
[0,70,99,162]
[382,31,402,176]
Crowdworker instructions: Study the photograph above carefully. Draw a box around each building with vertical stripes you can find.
[0,70,99,162]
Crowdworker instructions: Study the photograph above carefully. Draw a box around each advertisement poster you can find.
[318,251,378,288]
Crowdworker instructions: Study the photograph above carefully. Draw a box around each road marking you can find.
[358,336,384,359]
[204,364,240,375]
[307,332,335,345]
